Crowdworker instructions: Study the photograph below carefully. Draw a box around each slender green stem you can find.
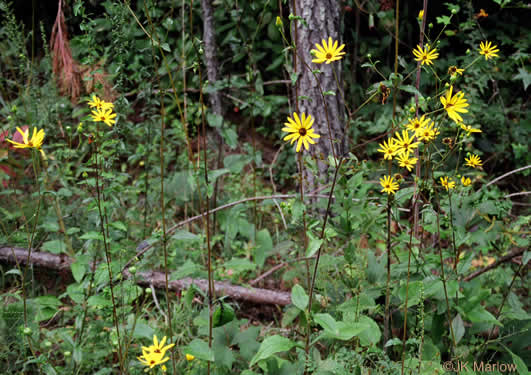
[305,158,343,366]
[93,128,125,373]
[383,193,392,349]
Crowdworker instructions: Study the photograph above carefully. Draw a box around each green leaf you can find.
[41,220,59,233]
[356,315,381,346]
[224,257,256,274]
[250,335,296,366]
[314,313,337,333]
[451,314,465,344]
[207,112,224,128]
[5,268,22,277]
[398,281,423,307]
[306,235,323,258]
[513,68,531,90]
[109,221,127,232]
[80,231,104,241]
[467,306,502,326]
[291,284,309,311]
[184,339,215,362]
[224,154,252,174]
[87,295,112,308]
[255,229,273,268]
[522,251,530,266]
[42,239,66,254]
[171,259,203,280]
[221,127,238,149]
[314,313,371,341]
[503,345,529,375]
[232,326,260,362]
[436,15,451,25]
[172,230,199,241]
[71,261,86,283]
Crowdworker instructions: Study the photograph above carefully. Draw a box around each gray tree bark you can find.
[291,0,346,189]
[201,0,223,116]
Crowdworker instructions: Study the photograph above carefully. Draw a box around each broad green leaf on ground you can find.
[183,339,215,362]
[250,335,296,366]
[291,284,309,311]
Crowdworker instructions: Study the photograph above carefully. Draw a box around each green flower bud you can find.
[428,23,433,28]
[451,9,457,14]
[64,351,71,357]
[367,53,372,58]
[145,288,152,295]
[129,266,137,274]
[44,341,52,348]
[23,327,32,335]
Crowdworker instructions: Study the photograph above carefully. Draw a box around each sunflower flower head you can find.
[7,126,45,151]
[281,112,320,152]
[311,37,346,64]
[88,94,114,111]
[380,175,399,195]
[142,335,175,355]
[412,44,439,66]
[440,85,469,123]
[138,335,175,370]
[440,176,456,191]
[448,66,464,78]
[137,347,171,369]
[465,154,483,169]
[418,122,439,143]
[91,108,117,127]
[377,138,398,160]
[459,123,482,136]
[479,41,499,60]
[461,176,472,186]
[393,130,420,156]
[396,152,418,172]
[406,115,432,137]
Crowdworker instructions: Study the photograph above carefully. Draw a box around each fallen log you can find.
[0,246,291,306]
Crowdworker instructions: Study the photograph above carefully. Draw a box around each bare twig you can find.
[463,248,525,282]
[484,165,531,188]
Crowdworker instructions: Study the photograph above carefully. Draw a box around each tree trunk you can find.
[201,0,223,116]
[291,0,345,190]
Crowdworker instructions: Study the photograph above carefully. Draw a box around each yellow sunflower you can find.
[393,130,420,156]
[396,152,418,172]
[461,176,472,186]
[479,41,499,60]
[88,94,114,111]
[440,176,456,191]
[412,44,439,66]
[406,115,432,137]
[459,123,482,136]
[448,66,464,77]
[440,85,469,123]
[311,37,346,64]
[465,154,483,169]
[380,175,399,195]
[377,138,398,160]
[281,112,320,152]
[90,108,117,127]
[7,126,45,150]
[418,122,439,142]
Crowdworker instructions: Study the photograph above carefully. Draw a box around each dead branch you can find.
[0,246,291,306]
[463,248,526,282]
